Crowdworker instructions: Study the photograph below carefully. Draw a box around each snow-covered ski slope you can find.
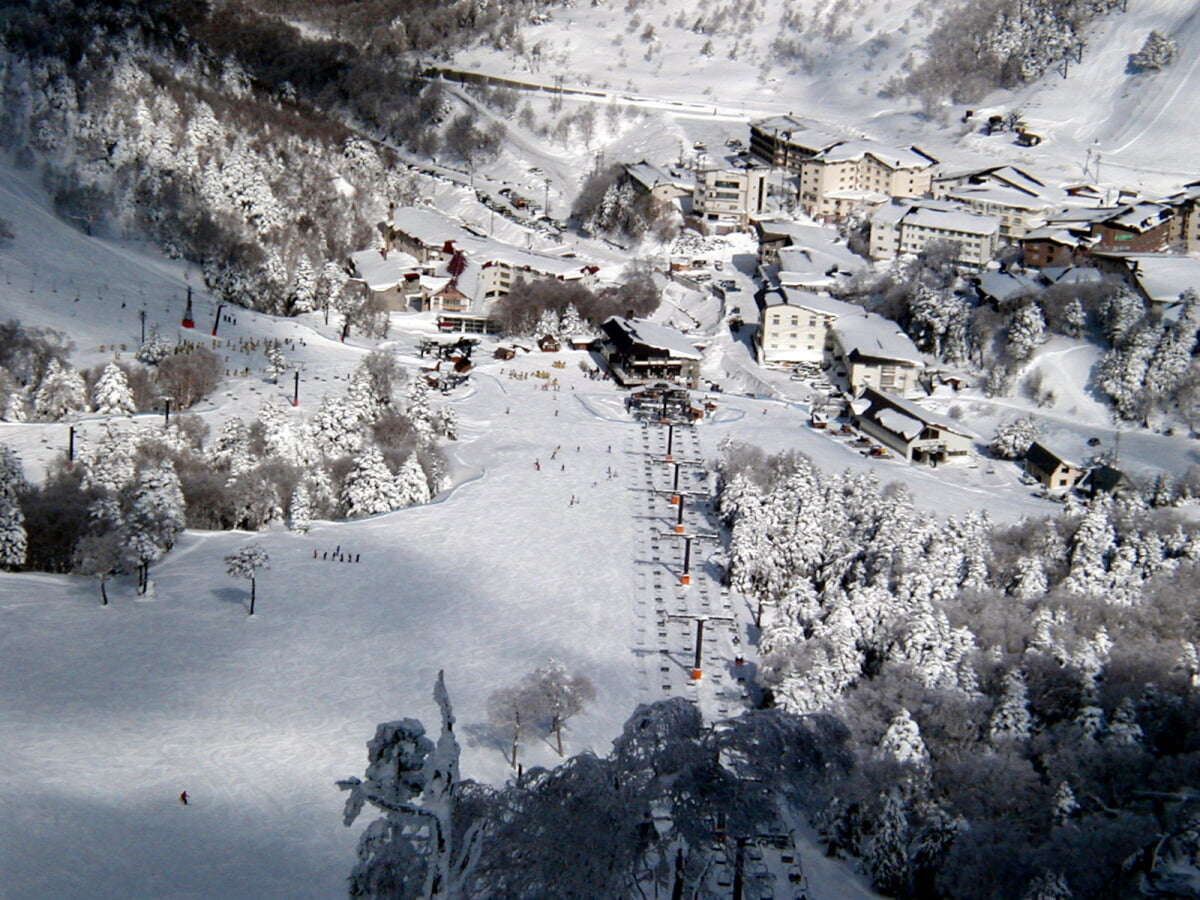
[450,0,1200,196]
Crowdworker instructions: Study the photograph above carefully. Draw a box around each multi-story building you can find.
[932,166,1066,242]
[1165,181,1200,253]
[692,163,768,232]
[381,207,597,312]
[748,114,843,171]
[755,288,924,394]
[869,200,1002,266]
[797,141,937,223]
[756,289,860,365]
[1020,203,1176,268]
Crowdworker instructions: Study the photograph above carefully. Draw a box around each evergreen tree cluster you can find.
[890,0,1117,104]
[0,1,546,313]
[718,443,1200,898]
[342,679,851,900]
[1097,289,1200,425]
[0,320,221,423]
[4,352,451,577]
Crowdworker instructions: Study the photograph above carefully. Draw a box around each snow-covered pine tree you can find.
[224,542,270,615]
[1063,498,1115,595]
[1052,781,1079,826]
[0,489,27,570]
[865,789,910,895]
[394,453,432,508]
[989,668,1033,744]
[0,443,29,499]
[209,416,252,476]
[875,708,931,770]
[289,481,313,534]
[122,460,185,593]
[1011,555,1049,599]
[92,361,136,415]
[342,446,402,517]
[534,307,561,338]
[1007,302,1046,362]
[257,398,310,465]
[264,344,287,384]
[136,325,172,365]
[311,393,364,457]
[559,303,586,339]
[1129,30,1178,72]
[405,376,434,440]
[81,420,137,494]
[33,358,88,420]
[1022,869,1073,900]
[1060,298,1087,339]
[1105,696,1143,745]
[990,417,1039,459]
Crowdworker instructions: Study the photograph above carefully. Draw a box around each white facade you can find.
[869,201,1002,266]
[693,165,768,232]
[798,142,937,223]
[756,291,861,365]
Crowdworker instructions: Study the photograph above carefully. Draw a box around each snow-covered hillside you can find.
[447,0,1200,197]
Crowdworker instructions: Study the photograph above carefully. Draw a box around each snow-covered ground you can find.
[4,0,1200,890]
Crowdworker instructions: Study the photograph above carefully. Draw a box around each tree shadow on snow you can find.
[211,586,249,613]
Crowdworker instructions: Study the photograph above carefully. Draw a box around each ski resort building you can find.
[599,317,703,388]
[869,200,1002,266]
[1090,252,1200,310]
[347,247,424,311]
[797,141,937,223]
[830,312,924,395]
[748,114,844,170]
[623,161,692,202]
[1021,203,1177,268]
[1024,441,1083,493]
[379,207,597,313]
[849,386,976,463]
[756,290,861,365]
[692,162,769,232]
[756,288,924,394]
[933,166,1065,241]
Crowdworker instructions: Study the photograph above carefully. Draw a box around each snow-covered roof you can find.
[751,115,843,152]
[780,288,863,318]
[625,161,689,192]
[832,311,924,365]
[976,271,1041,302]
[902,203,1001,237]
[1042,266,1103,286]
[857,386,977,439]
[1110,253,1200,304]
[775,235,867,288]
[948,183,1056,212]
[1106,201,1173,232]
[389,206,587,278]
[602,316,703,359]
[811,140,937,170]
[349,248,421,291]
[877,408,922,439]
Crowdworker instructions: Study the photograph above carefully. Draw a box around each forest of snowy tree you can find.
[0,341,453,579]
[714,443,1200,898]
[0,0,559,314]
